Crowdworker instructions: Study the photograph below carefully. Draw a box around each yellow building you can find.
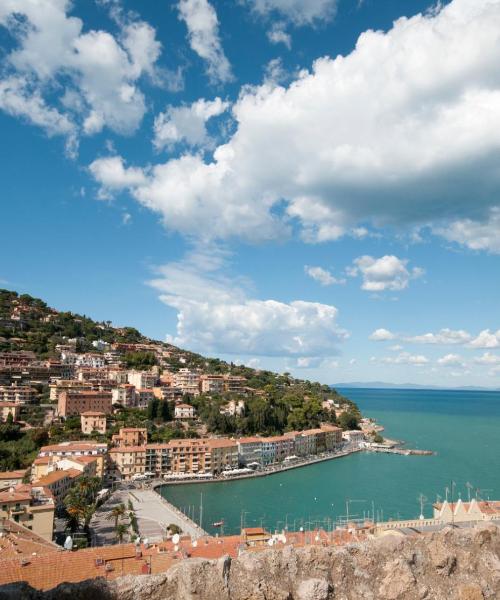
[80,411,106,435]
[0,484,54,541]
[108,446,145,481]
[207,439,239,473]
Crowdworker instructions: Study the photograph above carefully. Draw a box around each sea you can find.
[159,388,500,535]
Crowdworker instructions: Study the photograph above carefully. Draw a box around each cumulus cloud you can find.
[245,0,338,26]
[89,156,147,192]
[348,255,424,292]
[369,328,396,341]
[153,97,229,151]
[177,0,233,84]
[406,329,473,345]
[474,352,500,364]
[304,265,345,286]
[437,353,466,367]
[0,0,163,146]
[85,0,500,250]
[379,352,429,366]
[267,22,292,49]
[148,247,348,357]
[435,208,500,254]
[468,329,500,349]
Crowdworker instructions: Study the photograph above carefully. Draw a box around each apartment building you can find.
[37,442,108,478]
[61,352,106,369]
[145,444,171,478]
[108,446,145,481]
[0,402,20,422]
[135,388,154,409]
[200,374,225,394]
[0,470,27,490]
[173,369,201,396]
[111,384,136,407]
[111,427,148,447]
[223,375,247,394]
[49,380,92,401]
[168,439,211,474]
[58,391,112,417]
[174,403,196,419]
[127,370,157,389]
[342,430,365,445]
[76,367,109,382]
[0,384,36,405]
[261,436,295,465]
[34,469,81,507]
[207,439,239,473]
[0,484,54,541]
[321,424,343,449]
[237,438,263,467]
[80,411,106,435]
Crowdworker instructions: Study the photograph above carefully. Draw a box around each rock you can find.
[457,584,484,600]
[296,578,331,600]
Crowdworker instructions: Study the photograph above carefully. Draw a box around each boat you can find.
[213,520,224,527]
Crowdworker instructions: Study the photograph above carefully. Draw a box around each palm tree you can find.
[115,523,128,544]
[107,503,126,529]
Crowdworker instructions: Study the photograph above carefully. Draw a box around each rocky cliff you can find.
[3,524,500,600]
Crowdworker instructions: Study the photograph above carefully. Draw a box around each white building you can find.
[127,370,157,389]
[174,403,196,419]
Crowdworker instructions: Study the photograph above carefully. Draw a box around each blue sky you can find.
[1,0,500,387]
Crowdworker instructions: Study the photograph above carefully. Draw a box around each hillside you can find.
[0,289,360,443]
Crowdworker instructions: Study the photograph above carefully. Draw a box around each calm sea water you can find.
[160,388,500,535]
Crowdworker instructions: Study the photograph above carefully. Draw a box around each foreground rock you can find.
[3,524,500,600]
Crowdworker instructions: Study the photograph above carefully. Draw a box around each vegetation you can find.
[63,476,101,539]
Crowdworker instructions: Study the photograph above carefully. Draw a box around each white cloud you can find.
[153,97,229,151]
[89,156,147,192]
[304,265,345,286]
[406,328,472,345]
[348,255,424,292]
[369,328,396,341]
[0,0,163,145]
[177,0,233,84]
[437,353,466,367]
[86,0,500,249]
[474,352,500,365]
[148,247,348,357]
[267,22,292,49]
[379,352,429,366]
[389,344,404,351]
[468,329,500,349]
[435,208,500,254]
[245,0,338,26]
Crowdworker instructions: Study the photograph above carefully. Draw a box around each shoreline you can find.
[154,447,364,491]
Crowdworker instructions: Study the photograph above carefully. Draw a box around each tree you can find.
[338,411,360,431]
[107,503,126,529]
[147,398,159,420]
[115,523,128,544]
[168,523,182,535]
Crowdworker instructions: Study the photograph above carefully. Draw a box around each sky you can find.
[1,0,500,388]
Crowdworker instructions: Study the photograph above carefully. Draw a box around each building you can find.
[223,375,247,394]
[33,469,81,507]
[207,439,239,473]
[0,402,20,422]
[220,399,245,417]
[0,484,54,540]
[433,499,500,524]
[145,444,171,478]
[168,439,211,474]
[237,438,263,468]
[242,527,271,547]
[58,391,112,417]
[342,430,365,445]
[36,442,108,478]
[321,424,343,449]
[49,380,92,401]
[0,384,36,405]
[173,369,201,396]
[111,384,136,407]
[261,436,295,465]
[0,470,27,490]
[127,370,157,389]
[80,411,106,435]
[111,427,148,447]
[135,388,154,409]
[174,403,196,420]
[108,446,145,481]
[200,374,225,394]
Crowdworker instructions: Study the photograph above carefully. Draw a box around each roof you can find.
[0,402,18,408]
[175,403,194,409]
[207,438,238,449]
[80,411,106,417]
[0,469,27,480]
[40,442,107,453]
[109,446,146,454]
[0,489,31,503]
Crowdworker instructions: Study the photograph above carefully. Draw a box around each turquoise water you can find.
[160,388,500,535]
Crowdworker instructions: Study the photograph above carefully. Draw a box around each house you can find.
[0,484,54,541]
[33,469,81,507]
[0,402,20,422]
[36,442,108,478]
[80,411,106,435]
[111,427,148,447]
[220,399,245,417]
[0,470,27,490]
[174,403,196,420]
[342,430,365,445]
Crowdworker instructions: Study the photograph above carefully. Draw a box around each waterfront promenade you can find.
[129,489,207,541]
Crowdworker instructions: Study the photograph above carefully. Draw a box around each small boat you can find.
[213,520,224,527]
